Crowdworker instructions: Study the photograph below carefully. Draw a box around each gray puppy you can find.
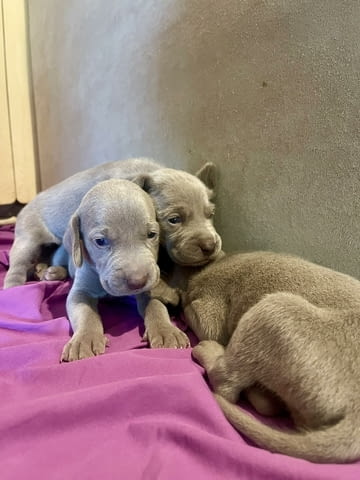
[5,157,222,349]
[5,158,220,287]
[164,251,360,463]
[59,179,160,361]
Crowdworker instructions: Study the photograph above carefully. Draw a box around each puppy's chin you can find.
[100,279,130,297]
[168,246,222,267]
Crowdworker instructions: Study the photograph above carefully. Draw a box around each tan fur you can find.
[180,251,360,463]
[140,168,218,266]
[135,163,223,349]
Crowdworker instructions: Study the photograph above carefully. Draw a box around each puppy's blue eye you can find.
[147,231,157,239]
[168,216,182,225]
[94,237,109,247]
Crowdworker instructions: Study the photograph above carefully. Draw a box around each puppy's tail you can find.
[215,394,360,463]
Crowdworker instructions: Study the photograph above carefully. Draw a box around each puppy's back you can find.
[21,158,161,240]
[187,251,360,314]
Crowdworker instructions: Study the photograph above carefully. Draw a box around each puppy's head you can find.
[65,179,160,296]
[134,163,222,266]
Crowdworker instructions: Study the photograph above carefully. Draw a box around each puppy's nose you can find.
[199,238,217,255]
[126,273,148,291]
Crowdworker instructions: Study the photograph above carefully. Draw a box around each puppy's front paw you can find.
[60,331,109,362]
[144,324,190,349]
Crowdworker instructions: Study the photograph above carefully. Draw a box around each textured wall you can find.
[28,0,360,277]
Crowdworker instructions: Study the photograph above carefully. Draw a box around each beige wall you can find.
[28,0,360,277]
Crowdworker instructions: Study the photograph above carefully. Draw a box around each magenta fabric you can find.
[0,225,359,480]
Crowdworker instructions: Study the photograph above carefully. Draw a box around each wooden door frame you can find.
[1,0,38,205]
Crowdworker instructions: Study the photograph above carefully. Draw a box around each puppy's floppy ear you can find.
[196,162,217,191]
[63,213,83,268]
[131,174,155,193]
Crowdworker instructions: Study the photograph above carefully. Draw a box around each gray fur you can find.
[181,251,360,463]
[5,157,222,351]
[4,158,160,288]
[59,179,160,361]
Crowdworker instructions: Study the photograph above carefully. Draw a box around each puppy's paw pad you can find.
[192,341,224,367]
[60,332,107,362]
[34,263,49,281]
[92,336,108,355]
[164,329,190,349]
[44,266,68,281]
[147,326,190,349]
[192,344,207,365]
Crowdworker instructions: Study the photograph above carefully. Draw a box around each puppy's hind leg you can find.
[192,340,225,371]
[193,340,251,404]
[245,385,286,417]
[35,245,69,282]
[5,238,43,287]
[34,264,68,282]
[4,218,59,288]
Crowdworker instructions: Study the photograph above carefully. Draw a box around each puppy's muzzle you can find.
[102,263,160,296]
[126,273,149,291]
[199,237,218,256]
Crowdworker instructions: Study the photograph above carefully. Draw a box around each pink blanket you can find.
[1,225,359,479]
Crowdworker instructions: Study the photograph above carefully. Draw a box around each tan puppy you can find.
[178,251,360,463]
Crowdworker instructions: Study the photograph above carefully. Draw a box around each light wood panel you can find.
[0,0,16,204]
[2,0,37,204]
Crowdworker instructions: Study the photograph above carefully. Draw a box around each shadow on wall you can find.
[28,0,360,277]
[155,0,360,278]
